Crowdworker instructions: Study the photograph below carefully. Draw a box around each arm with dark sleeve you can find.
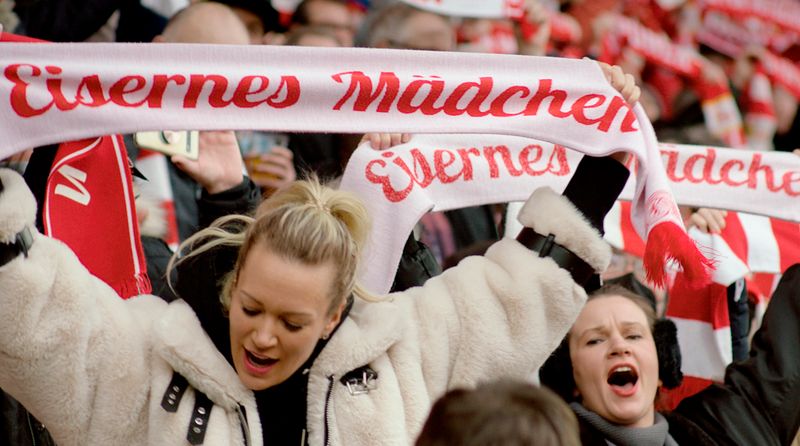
[676,264,800,445]
[14,0,124,42]
[197,177,261,228]
[516,155,629,288]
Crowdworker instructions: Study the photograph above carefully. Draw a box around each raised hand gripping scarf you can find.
[0,40,711,292]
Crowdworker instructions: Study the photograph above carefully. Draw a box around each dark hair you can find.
[540,285,683,403]
[415,379,580,446]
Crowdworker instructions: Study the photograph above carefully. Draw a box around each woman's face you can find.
[229,244,343,391]
[568,295,659,428]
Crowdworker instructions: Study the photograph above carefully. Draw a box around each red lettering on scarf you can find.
[747,154,783,193]
[332,71,399,112]
[147,74,187,108]
[683,149,722,184]
[660,147,797,195]
[6,64,53,117]
[718,159,748,186]
[4,64,300,117]
[331,71,637,133]
[784,172,800,196]
[109,76,147,107]
[364,143,572,202]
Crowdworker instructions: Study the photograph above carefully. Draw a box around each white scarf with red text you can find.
[0,40,710,292]
[341,138,798,293]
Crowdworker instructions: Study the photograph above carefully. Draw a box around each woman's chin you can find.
[606,401,654,427]
[238,372,272,391]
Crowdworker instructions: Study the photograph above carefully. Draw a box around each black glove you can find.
[562,155,630,235]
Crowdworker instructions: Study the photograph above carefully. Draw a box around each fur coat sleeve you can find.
[393,186,611,392]
[0,168,164,445]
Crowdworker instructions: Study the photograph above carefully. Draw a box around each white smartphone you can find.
[134,130,200,160]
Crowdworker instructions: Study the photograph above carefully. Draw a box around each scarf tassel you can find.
[114,272,153,300]
[644,222,715,289]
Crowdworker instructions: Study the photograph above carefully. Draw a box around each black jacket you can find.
[578,264,800,446]
[0,390,56,446]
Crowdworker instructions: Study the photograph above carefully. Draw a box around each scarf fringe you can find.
[644,222,714,288]
[115,272,152,300]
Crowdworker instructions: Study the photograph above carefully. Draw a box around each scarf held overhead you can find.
[340,136,798,293]
[0,41,710,289]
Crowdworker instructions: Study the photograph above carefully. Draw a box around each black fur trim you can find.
[654,319,683,389]
[539,339,577,403]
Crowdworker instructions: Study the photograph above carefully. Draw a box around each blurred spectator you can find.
[292,0,356,46]
[155,1,249,44]
[285,23,343,46]
[0,0,19,32]
[213,0,283,44]
[364,2,454,51]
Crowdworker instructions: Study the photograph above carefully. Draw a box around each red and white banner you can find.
[601,15,702,77]
[400,0,580,46]
[696,11,751,57]
[341,137,798,293]
[742,69,777,150]
[600,14,746,148]
[759,51,800,100]
[400,0,526,19]
[698,0,800,35]
[0,40,711,289]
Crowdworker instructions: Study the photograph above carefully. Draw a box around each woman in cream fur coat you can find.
[0,160,621,446]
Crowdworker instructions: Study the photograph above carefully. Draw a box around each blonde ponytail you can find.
[168,176,377,311]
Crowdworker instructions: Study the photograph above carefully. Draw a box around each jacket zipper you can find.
[323,375,335,446]
[236,404,251,446]
[26,413,38,446]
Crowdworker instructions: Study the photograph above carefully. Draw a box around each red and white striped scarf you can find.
[44,136,151,298]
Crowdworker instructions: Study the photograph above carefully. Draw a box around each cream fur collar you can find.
[151,300,252,409]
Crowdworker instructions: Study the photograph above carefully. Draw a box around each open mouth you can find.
[607,365,639,396]
[245,350,278,373]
